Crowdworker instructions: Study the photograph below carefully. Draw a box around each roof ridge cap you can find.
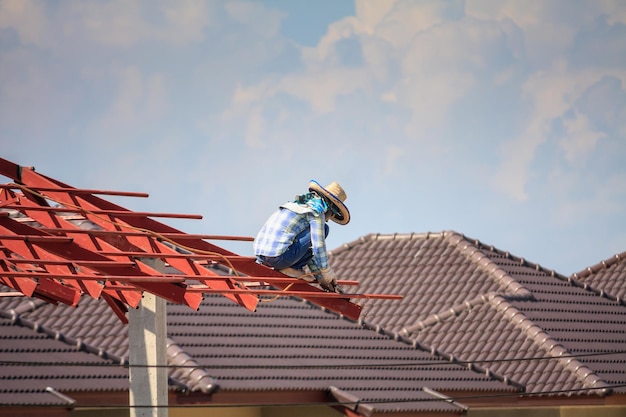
[569,251,626,304]
[400,294,489,334]
[358,317,525,391]
[442,234,626,306]
[366,232,445,241]
[166,337,219,394]
[565,274,626,306]
[3,297,47,315]
[444,231,532,298]
[487,294,612,393]
[572,251,626,279]
[330,230,448,265]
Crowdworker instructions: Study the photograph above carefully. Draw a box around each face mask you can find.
[294,192,328,215]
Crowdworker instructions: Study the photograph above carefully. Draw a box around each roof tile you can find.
[1,283,515,412]
[332,231,626,396]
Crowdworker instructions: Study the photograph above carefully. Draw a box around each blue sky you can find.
[1,0,625,275]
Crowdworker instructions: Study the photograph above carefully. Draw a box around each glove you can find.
[320,267,343,293]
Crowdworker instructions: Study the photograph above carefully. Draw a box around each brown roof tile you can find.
[572,251,626,303]
[0,307,128,406]
[331,231,626,396]
[0,282,515,413]
[3,228,625,411]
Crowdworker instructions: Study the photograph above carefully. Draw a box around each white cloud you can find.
[560,111,606,164]
[222,0,521,146]
[382,145,405,177]
[280,68,370,113]
[244,106,266,148]
[547,169,626,228]
[399,70,474,139]
[598,0,626,24]
[160,0,213,43]
[354,0,396,33]
[94,66,168,140]
[369,0,464,49]
[0,0,48,47]
[303,17,363,66]
[224,1,284,38]
[0,0,213,50]
[492,64,626,201]
[466,0,626,67]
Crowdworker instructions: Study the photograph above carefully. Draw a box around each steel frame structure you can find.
[0,158,400,322]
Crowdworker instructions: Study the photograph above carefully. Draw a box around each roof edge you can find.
[331,232,445,256]
[572,251,626,280]
[167,337,219,394]
[447,232,626,306]
[444,231,533,298]
[488,294,613,395]
[401,293,491,334]
[570,251,626,304]
[329,386,374,417]
[358,316,524,392]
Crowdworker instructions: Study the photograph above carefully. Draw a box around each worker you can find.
[254,180,350,293]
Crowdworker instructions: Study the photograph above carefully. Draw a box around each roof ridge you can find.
[569,251,626,305]
[2,297,47,315]
[451,233,626,307]
[400,294,491,334]
[564,274,626,306]
[572,251,626,279]
[166,337,219,394]
[399,292,612,394]
[444,231,533,298]
[331,232,446,255]
[358,316,525,391]
[487,293,613,394]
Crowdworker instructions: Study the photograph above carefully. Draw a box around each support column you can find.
[129,292,168,417]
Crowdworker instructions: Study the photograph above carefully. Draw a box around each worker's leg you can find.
[262,224,329,270]
[289,224,329,270]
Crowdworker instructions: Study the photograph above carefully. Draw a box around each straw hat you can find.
[308,180,350,225]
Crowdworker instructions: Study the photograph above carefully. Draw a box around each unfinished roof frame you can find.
[0,157,400,322]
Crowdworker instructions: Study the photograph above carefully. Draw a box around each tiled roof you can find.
[167,294,515,414]
[3,229,625,413]
[572,251,626,303]
[0,297,128,407]
[331,231,626,397]
[0,281,515,414]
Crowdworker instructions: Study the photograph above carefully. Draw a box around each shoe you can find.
[278,267,315,282]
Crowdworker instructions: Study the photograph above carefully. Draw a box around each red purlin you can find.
[0,158,366,321]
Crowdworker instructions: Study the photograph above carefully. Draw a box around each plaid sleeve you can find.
[309,213,329,271]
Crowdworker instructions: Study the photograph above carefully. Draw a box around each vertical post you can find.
[129,292,168,417]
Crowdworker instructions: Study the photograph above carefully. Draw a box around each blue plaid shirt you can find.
[253,197,329,271]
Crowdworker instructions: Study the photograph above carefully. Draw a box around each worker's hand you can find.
[320,267,343,293]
